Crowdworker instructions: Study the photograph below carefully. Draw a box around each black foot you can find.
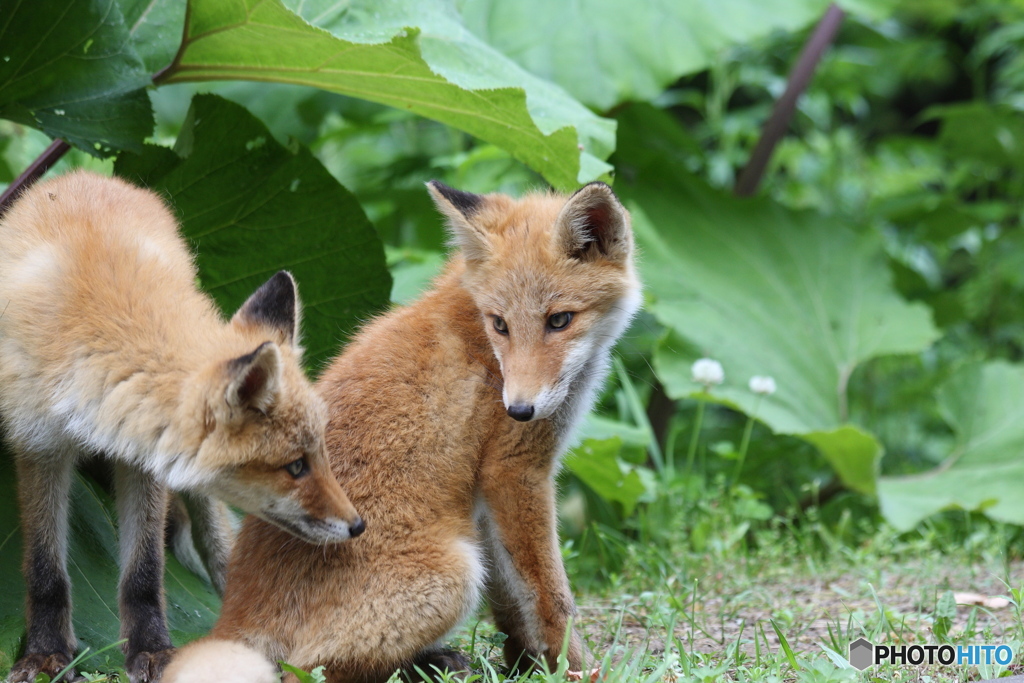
[407,649,471,681]
[9,652,83,682]
[125,648,177,683]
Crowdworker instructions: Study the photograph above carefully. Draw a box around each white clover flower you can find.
[749,375,777,396]
[691,358,724,387]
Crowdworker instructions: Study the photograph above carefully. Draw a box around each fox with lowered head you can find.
[0,171,363,683]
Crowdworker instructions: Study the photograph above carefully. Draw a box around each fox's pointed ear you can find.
[427,180,490,262]
[554,182,632,263]
[232,271,300,347]
[225,342,281,414]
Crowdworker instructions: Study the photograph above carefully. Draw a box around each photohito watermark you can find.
[848,638,1014,671]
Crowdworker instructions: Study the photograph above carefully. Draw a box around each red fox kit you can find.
[0,172,364,683]
[207,181,641,681]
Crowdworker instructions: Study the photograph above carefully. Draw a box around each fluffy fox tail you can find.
[164,639,284,683]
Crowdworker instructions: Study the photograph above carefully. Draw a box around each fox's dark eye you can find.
[493,316,509,335]
[284,457,308,479]
[548,312,574,330]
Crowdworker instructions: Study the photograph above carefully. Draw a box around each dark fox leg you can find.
[406,648,471,681]
[10,452,78,683]
[115,462,175,683]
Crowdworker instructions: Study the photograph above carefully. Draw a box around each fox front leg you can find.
[11,453,80,682]
[479,460,584,673]
[115,463,175,683]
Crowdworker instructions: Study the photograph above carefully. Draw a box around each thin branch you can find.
[734,3,846,197]
[153,0,190,85]
[0,139,70,218]
[647,6,845,460]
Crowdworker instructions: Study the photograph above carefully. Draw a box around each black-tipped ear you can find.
[232,271,299,346]
[225,342,281,413]
[427,181,491,261]
[427,180,482,217]
[554,182,632,262]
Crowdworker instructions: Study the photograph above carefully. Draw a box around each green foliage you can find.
[3,0,613,189]
[115,94,391,369]
[614,104,939,495]
[163,0,614,190]
[880,360,1024,529]
[0,0,154,155]
[119,0,186,73]
[933,589,957,641]
[281,662,328,683]
[563,438,648,516]
[458,0,891,112]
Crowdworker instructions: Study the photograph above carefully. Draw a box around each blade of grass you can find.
[613,356,664,474]
[770,619,799,671]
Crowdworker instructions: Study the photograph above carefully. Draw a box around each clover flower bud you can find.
[691,358,724,388]
[749,375,776,396]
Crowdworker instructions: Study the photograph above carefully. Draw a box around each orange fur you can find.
[209,182,641,682]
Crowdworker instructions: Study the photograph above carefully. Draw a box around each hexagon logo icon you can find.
[849,637,874,670]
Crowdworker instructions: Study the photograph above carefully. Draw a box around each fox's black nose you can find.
[507,404,535,422]
[349,516,366,538]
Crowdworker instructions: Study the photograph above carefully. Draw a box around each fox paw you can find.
[125,648,177,683]
[408,649,471,680]
[8,652,81,682]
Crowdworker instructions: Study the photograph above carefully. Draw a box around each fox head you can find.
[428,181,642,423]
[186,271,364,544]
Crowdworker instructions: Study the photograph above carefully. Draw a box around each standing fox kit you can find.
[209,181,641,681]
[0,172,362,683]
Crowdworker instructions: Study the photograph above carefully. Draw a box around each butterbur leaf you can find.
[115,94,391,371]
[118,0,187,73]
[614,104,939,495]
[879,361,1024,530]
[161,0,614,190]
[458,0,896,111]
[0,0,155,155]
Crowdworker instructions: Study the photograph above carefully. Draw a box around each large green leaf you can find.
[564,438,650,516]
[614,105,939,494]
[457,0,894,111]
[116,94,391,371]
[160,0,614,190]
[879,361,1024,530]
[119,0,187,74]
[0,451,220,677]
[0,0,155,155]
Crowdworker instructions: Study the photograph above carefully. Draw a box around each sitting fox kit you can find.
[209,181,642,681]
[0,172,362,683]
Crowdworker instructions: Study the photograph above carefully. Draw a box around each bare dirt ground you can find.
[568,552,1024,680]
